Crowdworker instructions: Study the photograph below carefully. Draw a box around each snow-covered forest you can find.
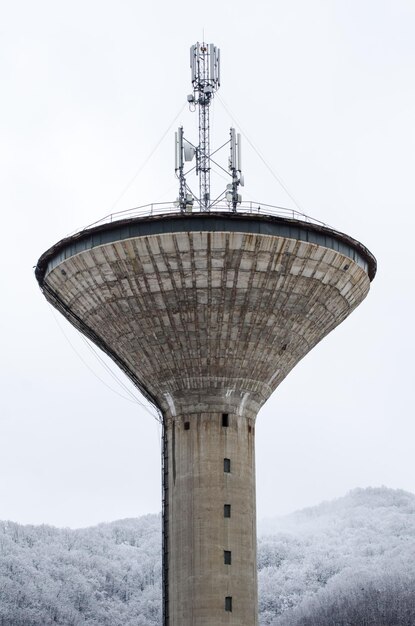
[1,487,414,625]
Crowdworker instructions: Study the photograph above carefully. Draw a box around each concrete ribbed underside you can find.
[44,229,370,418]
[43,228,371,626]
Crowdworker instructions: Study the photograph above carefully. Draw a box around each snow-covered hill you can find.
[1,487,414,625]
[0,515,162,625]
[258,487,415,625]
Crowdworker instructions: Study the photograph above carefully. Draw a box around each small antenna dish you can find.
[184,141,195,162]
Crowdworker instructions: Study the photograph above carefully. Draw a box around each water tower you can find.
[35,43,376,626]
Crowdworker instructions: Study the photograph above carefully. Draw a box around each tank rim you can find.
[35,211,377,285]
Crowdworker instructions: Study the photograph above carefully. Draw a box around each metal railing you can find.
[79,200,330,232]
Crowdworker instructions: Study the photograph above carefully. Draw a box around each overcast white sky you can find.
[1,0,414,528]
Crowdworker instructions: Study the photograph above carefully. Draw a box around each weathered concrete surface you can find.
[165,412,257,625]
[42,230,371,417]
[38,224,373,626]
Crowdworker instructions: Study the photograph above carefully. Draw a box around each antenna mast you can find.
[175,43,243,213]
[189,43,220,211]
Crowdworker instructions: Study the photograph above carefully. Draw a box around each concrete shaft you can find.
[165,412,257,625]
[37,216,374,625]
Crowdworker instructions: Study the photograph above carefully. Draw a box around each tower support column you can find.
[163,409,258,626]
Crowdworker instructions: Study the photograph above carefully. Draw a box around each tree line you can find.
[0,487,414,625]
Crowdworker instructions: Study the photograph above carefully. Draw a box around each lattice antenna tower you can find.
[175,42,244,212]
[191,42,220,210]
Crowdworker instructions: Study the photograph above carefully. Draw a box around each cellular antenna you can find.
[227,128,243,211]
[175,43,243,212]
[188,42,220,211]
